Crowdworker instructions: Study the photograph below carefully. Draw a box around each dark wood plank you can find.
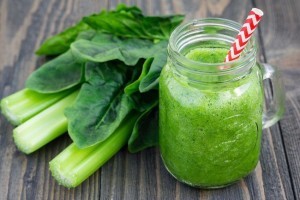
[253,0,300,70]
[254,0,300,198]
[278,69,300,198]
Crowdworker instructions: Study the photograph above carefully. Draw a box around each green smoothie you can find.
[159,47,263,188]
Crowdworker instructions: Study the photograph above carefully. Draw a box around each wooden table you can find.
[0,0,299,199]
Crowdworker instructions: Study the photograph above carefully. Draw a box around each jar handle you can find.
[260,63,285,129]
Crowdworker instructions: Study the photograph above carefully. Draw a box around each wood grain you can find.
[278,69,300,198]
[0,0,299,199]
[253,0,300,69]
[254,0,300,198]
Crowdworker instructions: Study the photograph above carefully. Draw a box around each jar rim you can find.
[168,18,257,72]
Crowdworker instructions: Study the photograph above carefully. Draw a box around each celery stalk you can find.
[49,113,139,188]
[13,90,79,154]
[1,89,72,125]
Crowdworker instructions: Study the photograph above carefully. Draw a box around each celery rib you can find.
[49,113,139,188]
[1,89,72,125]
[13,90,79,154]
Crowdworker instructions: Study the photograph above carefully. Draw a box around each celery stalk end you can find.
[11,91,79,154]
[1,100,21,125]
[49,113,139,187]
[13,129,32,154]
[49,161,78,188]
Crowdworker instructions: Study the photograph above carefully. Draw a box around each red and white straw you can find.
[225,8,264,62]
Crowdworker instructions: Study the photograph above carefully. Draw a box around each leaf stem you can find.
[49,113,138,188]
[1,89,72,125]
[13,90,79,154]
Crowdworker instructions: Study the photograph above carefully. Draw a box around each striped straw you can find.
[225,8,264,62]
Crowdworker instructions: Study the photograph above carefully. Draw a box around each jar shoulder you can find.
[159,64,264,109]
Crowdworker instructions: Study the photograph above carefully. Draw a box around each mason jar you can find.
[159,18,285,188]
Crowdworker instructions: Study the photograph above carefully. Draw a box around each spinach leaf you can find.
[36,22,91,56]
[76,30,97,41]
[35,4,182,56]
[34,4,139,56]
[124,58,153,95]
[27,33,169,94]
[130,90,158,112]
[139,44,168,92]
[71,35,169,92]
[71,36,155,66]
[83,4,184,40]
[64,62,134,148]
[128,102,158,153]
[121,39,169,93]
[26,51,85,93]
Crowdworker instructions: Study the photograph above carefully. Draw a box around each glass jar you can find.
[159,18,285,188]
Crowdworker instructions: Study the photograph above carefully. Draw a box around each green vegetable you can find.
[72,37,169,92]
[27,33,169,94]
[36,4,183,56]
[13,91,79,154]
[128,100,158,153]
[36,22,91,56]
[71,36,158,66]
[139,42,168,92]
[0,88,72,125]
[26,51,85,93]
[31,4,177,150]
[49,112,139,188]
[83,4,184,40]
[125,58,153,95]
[0,4,185,188]
[65,62,134,148]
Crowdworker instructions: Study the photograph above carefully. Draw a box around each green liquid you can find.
[185,47,228,63]
[159,47,263,188]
